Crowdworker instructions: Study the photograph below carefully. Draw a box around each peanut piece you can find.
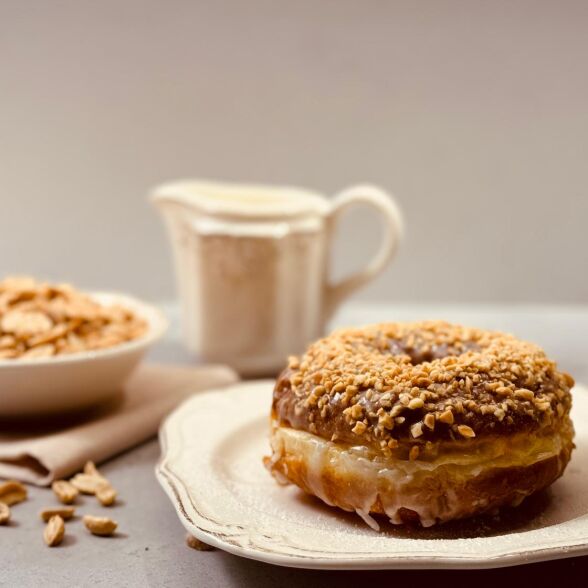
[70,473,108,495]
[95,484,117,507]
[40,507,75,522]
[0,503,10,525]
[0,480,27,506]
[52,480,79,504]
[83,515,117,536]
[186,534,215,551]
[75,462,117,505]
[0,276,148,359]
[44,515,65,547]
[83,461,101,477]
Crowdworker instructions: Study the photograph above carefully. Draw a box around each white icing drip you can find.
[270,426,566,529]
[356,509,380,531]
[266,432,290,485]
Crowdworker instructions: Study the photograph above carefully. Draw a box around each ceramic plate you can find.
[156,380,588,569]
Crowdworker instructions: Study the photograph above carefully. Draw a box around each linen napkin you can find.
[0,363,238,486]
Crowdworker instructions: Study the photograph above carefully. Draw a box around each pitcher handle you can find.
[324,185,404,321]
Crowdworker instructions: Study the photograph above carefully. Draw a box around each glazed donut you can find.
[266,321,574,528]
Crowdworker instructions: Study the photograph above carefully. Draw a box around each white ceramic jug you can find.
[152,180,403,376]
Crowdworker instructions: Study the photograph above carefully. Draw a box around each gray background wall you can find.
[1,0,587,304]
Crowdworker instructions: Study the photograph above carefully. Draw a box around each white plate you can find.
[156,380,588,570]
[0,292,167,416]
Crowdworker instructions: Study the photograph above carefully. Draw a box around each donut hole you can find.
[389,340,482,365]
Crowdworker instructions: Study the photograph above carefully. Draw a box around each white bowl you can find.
[0,292,167,416]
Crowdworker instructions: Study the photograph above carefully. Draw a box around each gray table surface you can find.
[2,302,588,587]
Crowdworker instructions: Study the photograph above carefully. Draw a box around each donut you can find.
[265,321,575,528]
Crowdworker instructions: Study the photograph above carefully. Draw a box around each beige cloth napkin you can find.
[0,363,238,486]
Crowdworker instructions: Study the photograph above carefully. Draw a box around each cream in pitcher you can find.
[152,180,403,376]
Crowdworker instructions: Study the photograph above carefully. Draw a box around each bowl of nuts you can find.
[0,276,167,416]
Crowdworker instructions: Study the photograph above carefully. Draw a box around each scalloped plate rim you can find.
[155,380,588,570]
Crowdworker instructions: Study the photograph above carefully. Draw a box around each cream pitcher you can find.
[152,180,403,376]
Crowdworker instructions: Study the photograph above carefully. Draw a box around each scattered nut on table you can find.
[44,515,65,547]
[40,507,76,522]
[83,461,102,477]
[0,480,27,506]
[5,463,122,548]
[51,480,79,504]
[69,473,109,495]
[73,461,117,506]
[95,484,117,506]
[186,534,215,551]
[83,515,118,536]
[0,503,11,525]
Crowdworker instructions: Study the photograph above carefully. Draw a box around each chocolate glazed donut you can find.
[265,321,575,528]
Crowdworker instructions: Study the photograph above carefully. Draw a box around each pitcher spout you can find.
[151,181,204,217]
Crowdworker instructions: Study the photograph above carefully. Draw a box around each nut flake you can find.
[1,310,53,337]
[0,276,148,360]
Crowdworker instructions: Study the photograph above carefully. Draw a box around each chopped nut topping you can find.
[378,413,394,430]
[408,398,424,410]
[514,389,535,401]
[410,422,424,438]
[424,413,435,430]
[348,404,363,419]
[438,409,454,425]
[457,424,476,438]
[351,421,366,435]
[272,321,574,450]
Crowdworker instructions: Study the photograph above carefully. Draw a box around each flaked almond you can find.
[40,507,75,522]
[83,515,117,536]
[0,503,10,525]
[186,534,215,551]
[52,480,79,504]
[44,515,65,547]
[0,480,27,506]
